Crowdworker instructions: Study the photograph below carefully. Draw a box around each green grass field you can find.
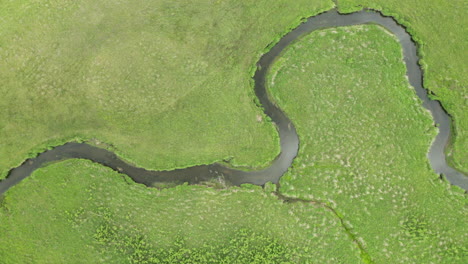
[0,159,362,263]
[0,0,466,263]
[2,1,464,178]
[0,0,334,179]
[336,0,467,173]
[268,24,467,263]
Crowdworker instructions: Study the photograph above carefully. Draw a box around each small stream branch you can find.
[273,183,374,263]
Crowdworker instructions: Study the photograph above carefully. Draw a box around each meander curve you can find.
[1,9,466,195]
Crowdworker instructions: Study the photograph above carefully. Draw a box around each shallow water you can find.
[0,9,466,195]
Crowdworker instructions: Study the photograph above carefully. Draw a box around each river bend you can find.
[0,9,466,194]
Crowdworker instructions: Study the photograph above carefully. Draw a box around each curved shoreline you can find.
[0,9,466,195]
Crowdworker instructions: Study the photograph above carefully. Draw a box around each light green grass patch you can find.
[0,159,362,263]
[0,0,335,179]
[336,0,467,173]
[269,24,467,263]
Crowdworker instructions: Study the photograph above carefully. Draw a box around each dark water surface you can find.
[1,9,466,195]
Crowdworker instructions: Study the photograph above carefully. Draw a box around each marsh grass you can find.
[0,160,362,263]
[1,2,465,262]
[337,0,467,173]
[0,0,335,178]
[268,24,467,263]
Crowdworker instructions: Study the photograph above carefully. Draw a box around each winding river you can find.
[0,9,466,195]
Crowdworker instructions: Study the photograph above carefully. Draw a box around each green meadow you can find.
[268,24,467,263]
[0,0,466,263]
[0,0,334,179]
[337,0,467,173]
[0,160,361,263]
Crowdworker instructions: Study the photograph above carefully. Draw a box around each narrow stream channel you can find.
[1,9,466,195]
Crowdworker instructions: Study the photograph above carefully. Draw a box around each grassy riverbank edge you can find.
[335,2,468,174]
[0,3,336,181]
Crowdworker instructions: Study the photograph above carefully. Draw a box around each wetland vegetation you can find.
[268,24,467,263]
[0,160,361,263]
[0,0,466,263]
[337,0,467,173]
[0,0,334,179]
